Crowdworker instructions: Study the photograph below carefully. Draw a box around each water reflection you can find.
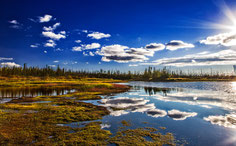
[167,109,197,121]
[143,87,182,96]
[101,96,198,121]
[143,86,236,112]
[204,114,236,129]
[0,87,76,98]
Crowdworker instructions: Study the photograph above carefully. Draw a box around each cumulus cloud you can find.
[42,21,66,41]
[167,109,197,120]
[89,52,95,56]
[75,40,82,43]
[39,14,52,23]
[142,49,236,67]
[43,23,60,31]
[82,30,88,33]
[204,114,236,128]
[82,43,101,50]
[200,32,236,46]
[30,44,40,48]
[44,51,47,53]
[99,45,153,63]
[166,40,194,51]
[1,62,20,67]
[72,46,82,52]
[44,40,56,48]
[53,60,59,63]
[72,43,101,52]
[42,31,66,40]
[145,43,165,51]
[87,32,111,39]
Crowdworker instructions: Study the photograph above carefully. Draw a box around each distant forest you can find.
[0,64,235,81]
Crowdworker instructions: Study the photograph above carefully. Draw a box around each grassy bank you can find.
[0,77,176,145]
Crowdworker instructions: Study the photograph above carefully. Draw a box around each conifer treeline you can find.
[0,64,234,81]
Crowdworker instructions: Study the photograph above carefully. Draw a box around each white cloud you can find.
[89,52,94,56]
[200,32,236,46]
[72,46,82,52]
[30,44,40,48]
[145,43,165,51]
[1,62,20,67]
[82,43,101,50]
[75,40,82,43]
[166,40,194,51]
[42,31,66,40]
[82,30,88,33]
[53,60,59,63]
[60,31,66,34]
[44,51,47,53]
[72,43,101,52]
[87,32,111,39]
[39,14,52,23]
[43,23,60,31]
[44,40,56,48]
[83,52,88,56]
[99,44,151,63]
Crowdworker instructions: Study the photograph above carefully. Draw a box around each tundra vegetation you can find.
[0,76,176,145]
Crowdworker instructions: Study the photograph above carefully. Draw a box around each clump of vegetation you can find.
[121,120,131,126]
[109,127,175,145]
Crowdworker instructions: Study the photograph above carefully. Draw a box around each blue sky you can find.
[1,0,236,73]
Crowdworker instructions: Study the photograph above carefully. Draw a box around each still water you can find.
[0,87,76,103]
[98,81,236,146]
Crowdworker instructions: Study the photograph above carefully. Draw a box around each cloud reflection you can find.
[204,114,236,129]
[167,109,197,120]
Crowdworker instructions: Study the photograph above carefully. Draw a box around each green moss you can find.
[109,127,175,146]
[121,120,131,127]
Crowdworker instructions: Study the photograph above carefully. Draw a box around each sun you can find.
[202,2,236,33]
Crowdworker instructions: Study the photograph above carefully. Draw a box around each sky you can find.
[1,0,236,73]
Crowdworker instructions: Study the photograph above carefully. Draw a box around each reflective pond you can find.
[0,87,76,103]
[97,81,236,146]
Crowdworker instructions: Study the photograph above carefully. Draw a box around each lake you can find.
[0,81,236,145]
[98,81,236,146]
